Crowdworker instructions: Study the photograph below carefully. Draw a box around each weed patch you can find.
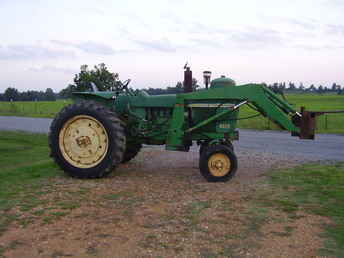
[0,132,62,233]
[257,163,344,257]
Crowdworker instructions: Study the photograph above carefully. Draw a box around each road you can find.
[0,116,343,161]
[0,116,51,134]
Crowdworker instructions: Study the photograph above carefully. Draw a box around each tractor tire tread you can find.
[49,100,125,179]
[199,144,238,182]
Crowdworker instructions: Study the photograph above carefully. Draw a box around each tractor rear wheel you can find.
[49,101,125,178]
[199,144,238,182]
[121,142,142,163]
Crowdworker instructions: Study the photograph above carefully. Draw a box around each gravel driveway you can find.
[0,116,342,257]
[0,144,332,257]
[0,116,343,161]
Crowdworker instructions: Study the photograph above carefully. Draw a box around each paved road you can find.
[0,116,343,161]
[0,116,51,134]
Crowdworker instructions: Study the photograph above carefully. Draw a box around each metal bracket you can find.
[293,107,344,139]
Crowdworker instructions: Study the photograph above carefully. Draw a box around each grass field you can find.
[0,100,71,118]
[0,131,61,236]
[0,94,343,133]
[257,163,344,257]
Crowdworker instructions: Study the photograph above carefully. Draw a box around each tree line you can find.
[264,82,343,95]
[0,87,57,101]
[1,63,343,101]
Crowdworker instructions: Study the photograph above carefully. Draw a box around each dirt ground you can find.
[0,148,329,258]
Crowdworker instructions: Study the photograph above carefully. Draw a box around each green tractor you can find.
[49,66,317,182]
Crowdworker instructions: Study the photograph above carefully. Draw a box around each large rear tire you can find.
[49,101,125,178]
[199,144,238,182]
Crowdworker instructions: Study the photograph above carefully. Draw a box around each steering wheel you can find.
[121,79,131,90]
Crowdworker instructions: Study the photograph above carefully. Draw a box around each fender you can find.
[72,92,117,107]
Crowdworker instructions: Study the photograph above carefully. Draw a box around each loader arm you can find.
[166,84,301,150]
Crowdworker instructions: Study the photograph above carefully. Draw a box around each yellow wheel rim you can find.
[208,153,231,177]
[59,115,109,169]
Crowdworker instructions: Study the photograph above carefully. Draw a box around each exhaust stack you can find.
[184,64,193,93]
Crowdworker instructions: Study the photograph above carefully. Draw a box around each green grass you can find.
[184,200,211,231]
[0,131,60,190]
[1,94,343,133]
[0,131,61,235]
[0,100,71,118]
[262,163,344,257]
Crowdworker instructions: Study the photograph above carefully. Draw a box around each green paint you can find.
[70,78,302,151]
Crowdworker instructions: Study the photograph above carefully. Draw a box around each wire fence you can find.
[262,113,344,133]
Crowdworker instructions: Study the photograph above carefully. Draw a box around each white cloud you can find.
[0,0,343,90]
[0,44,75,60]
[27,65,77,74]
[132,38,176,52]
[51,40,116,55]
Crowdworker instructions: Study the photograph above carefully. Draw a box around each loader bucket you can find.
[292,107,316,139]
[299,108,316,139]
[294,107,344,139]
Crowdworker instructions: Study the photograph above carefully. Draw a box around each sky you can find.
[0,0,344,92]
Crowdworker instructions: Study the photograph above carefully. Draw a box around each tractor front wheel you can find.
[199,144,238,182]
[49,101,126,178]
[199,141,234,155]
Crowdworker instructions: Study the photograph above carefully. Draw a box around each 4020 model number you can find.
[218,123,230,129]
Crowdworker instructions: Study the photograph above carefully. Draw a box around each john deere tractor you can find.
[49,66,320,182]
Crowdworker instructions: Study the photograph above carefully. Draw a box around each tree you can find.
[4,87,20,101]
[279,82,286,90]
[192,78,200,91]
[173,81,184,93]
[298,82,305,91]
[318,85,324,94]
[45,88,56,101]
[305,84,315,93]
[175,81,183,90]
[175,78,199,92]
[59,84,76,98]
[72,63,119,92]
[288,82,296,91]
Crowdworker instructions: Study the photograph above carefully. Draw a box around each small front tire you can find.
[199,141,234,155]
[199,144,238,182]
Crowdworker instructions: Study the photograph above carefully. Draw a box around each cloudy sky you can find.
[0,0,343,92]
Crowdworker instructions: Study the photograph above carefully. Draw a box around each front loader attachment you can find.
[293,107,344,139]
[291,107,316,139]
[166,83,344,150]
